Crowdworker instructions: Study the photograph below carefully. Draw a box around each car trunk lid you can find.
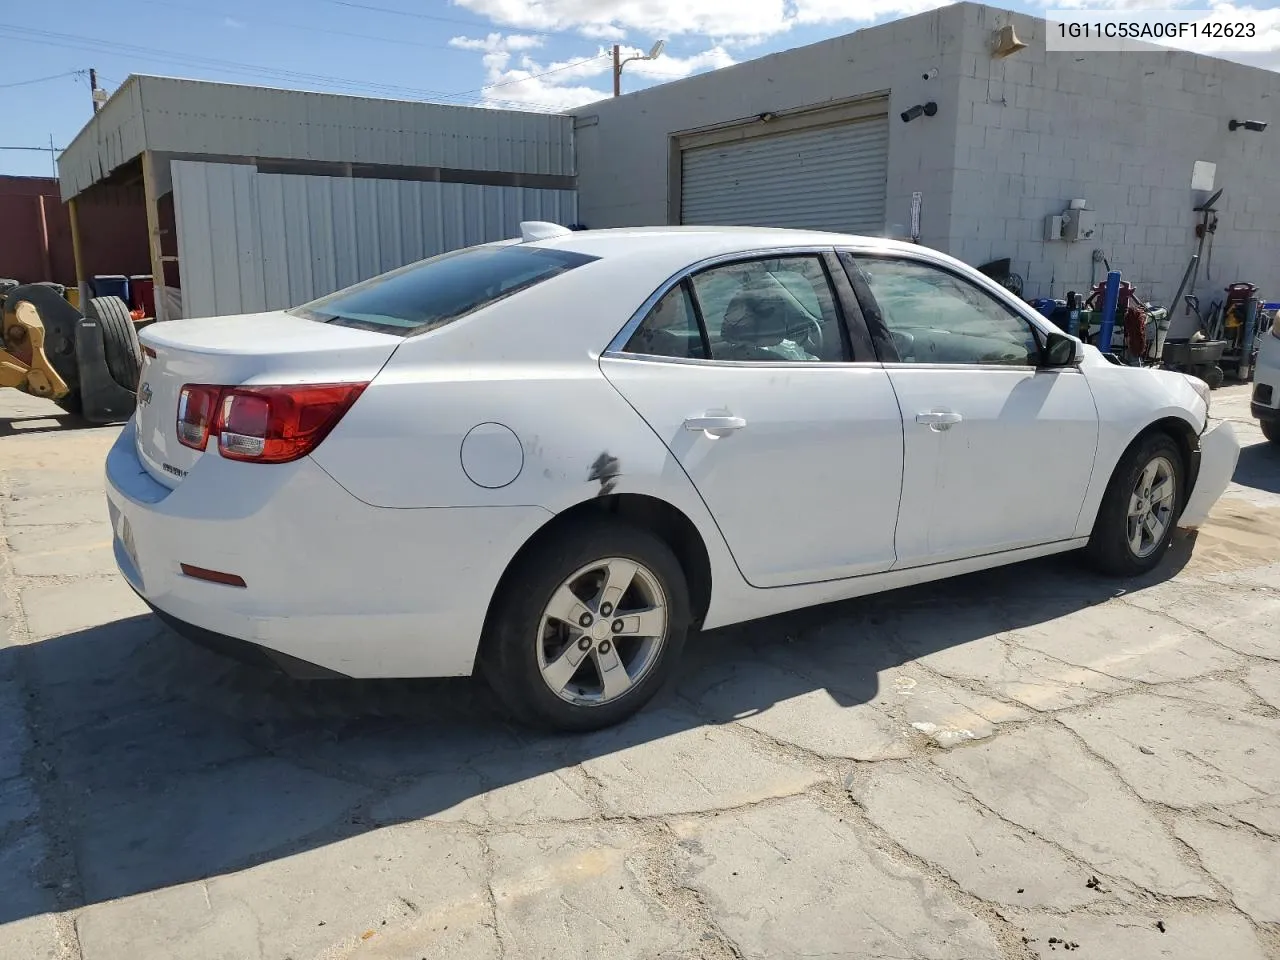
[134,311,401,488]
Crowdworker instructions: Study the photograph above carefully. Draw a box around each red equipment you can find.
[1086,280,1148,358]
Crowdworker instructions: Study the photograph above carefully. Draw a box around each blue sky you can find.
[2,0,1278,177]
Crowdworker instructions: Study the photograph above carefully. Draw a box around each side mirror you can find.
[1042,331,1083,367]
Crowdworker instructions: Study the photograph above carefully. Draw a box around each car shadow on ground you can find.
[1233,439,1280,495]
[1,537,1195,924]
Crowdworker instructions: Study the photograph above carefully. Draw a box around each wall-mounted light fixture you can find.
[1228,119,1268,132]
[900,102,938,123]
[991,24,1027,58]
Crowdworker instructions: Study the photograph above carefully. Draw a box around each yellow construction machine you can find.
[1,281,141,424]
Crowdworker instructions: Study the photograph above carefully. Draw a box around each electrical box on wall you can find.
[1063,210,1097,242]
[1044,215,1064,241]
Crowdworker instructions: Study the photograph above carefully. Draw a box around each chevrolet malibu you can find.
[106,224,1240,731]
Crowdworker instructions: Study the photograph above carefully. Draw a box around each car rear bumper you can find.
[1253,338,1280,421]
[105,419,553,678]
[141,596,350,679]
[1178,420,1240,529]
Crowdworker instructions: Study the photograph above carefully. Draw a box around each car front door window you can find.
[856,258,1040,366]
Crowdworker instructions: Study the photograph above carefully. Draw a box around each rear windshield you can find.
[290,244,598,335]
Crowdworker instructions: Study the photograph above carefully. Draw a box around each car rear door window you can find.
[292,244,598,336]
[692,256,848,363]
[853,257,1041,366]
[622,282,708,359]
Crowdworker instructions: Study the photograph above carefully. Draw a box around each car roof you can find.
[522,225,925,260]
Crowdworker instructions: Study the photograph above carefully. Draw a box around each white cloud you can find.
[223,16,245,28]
[453,0,792,38]
[623,44,736,79]
[791,0,953,24]
[1159,4,1280,63]
[449,33,545,52]
[456,34,740,111]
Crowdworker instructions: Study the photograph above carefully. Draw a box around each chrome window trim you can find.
[598,353,1049,374]
[603,245,843,359]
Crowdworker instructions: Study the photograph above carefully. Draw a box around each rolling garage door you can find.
[680,115,889,234]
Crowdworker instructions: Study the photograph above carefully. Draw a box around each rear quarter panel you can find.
[310,357,747,610]
[1072,358,1208,538]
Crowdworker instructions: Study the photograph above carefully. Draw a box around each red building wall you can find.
[0,175,151,286]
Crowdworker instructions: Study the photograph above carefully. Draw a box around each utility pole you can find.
[90,68,100,112]
[612,41,665,98]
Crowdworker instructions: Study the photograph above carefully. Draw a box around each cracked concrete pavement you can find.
[1,385,1278,960]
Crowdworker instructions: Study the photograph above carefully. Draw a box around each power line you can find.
[136,0,477,53]
[324,0,586,40]
[0,69,85,89]
[477,52,610,93]
[0,24,571,112]
[0,144,66,151]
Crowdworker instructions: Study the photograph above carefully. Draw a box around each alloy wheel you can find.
[1126,455,1177,559]
[535,557,668,706]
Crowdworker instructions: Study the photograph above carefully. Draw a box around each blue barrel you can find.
[1030,297,1058,318]
[91,274,130,303]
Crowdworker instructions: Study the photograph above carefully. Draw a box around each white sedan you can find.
[106,224,1240,730]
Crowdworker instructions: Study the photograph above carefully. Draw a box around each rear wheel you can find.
[85,296,142,391]
[481,521,691,731]
[1262,419,1280,444]
[1086,433,1183,576]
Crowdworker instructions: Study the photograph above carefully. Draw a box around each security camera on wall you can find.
[900,102,938,123]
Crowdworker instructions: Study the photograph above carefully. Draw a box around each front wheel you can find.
[1085,433,1183,577]
[480,520,691,732]
[1262,419,1280,444]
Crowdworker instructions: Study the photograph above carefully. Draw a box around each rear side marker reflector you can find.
[142,346,157,359]
[176,382,368,463]
[180,564,247,588]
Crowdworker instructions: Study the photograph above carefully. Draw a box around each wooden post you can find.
[613,45,621,97]
[67,196,89,310]
[140,151,167,323]
[35,194,52,280]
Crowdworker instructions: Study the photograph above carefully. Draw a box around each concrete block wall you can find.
[948,3,1280,312]
[573,5,970,250]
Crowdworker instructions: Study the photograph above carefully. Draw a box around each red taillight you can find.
[177,384,221,450]
[175,382,367,463]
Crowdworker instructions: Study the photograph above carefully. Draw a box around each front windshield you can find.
[291,244,598,335]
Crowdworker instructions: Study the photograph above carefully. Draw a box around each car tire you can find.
[480,520,692,732]
[1085,432,1183,577]
[85,296,142,392]
[1262,419,1280,444]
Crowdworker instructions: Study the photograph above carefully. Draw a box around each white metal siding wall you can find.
[680,117,889,234]
[172,160,577,319]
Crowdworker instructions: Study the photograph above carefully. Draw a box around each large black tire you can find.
[85,296,142,391]
[1085,432,1184,577]
[1262,419,1280,444]
[480,520,691,732]
[53,393,82,415]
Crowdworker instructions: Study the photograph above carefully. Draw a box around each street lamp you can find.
[613,40,666,97]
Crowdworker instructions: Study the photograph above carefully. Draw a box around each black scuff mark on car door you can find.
[588,452,621,496]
